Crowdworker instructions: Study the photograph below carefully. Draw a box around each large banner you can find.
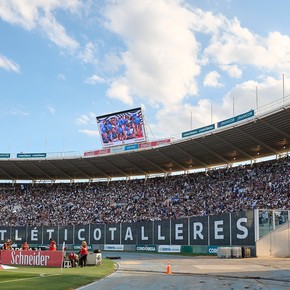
[0,211,255,247]
[1,250,63,267]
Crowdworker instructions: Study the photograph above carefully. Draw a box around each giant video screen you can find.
[96,107,147,148]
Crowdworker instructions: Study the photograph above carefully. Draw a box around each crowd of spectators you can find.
[0,156,289,227]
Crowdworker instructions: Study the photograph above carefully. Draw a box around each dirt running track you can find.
[78,252,290,290]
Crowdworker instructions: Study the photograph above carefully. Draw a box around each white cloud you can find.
[75,112,97,126]
[0,54,20,73]
[103,53,123,74]
[76,115,91,125]
[264,32,290,73]
[85,74,105,85]
[149,100,213,139]
[0,0,38,30]
[46,105,56,114]
[79,129,99,137]
[0,0,81,51]
[203,71,223,87]
[107,79,133,105]
[39,12,79,50]
[79,42,98,65]
[203,16,290,75]
[190,8,226,35]
[9,109,29,116]
[220,64,242,78]
[104,0,200,106]
[209,75,289,123]
[57,73,66,81]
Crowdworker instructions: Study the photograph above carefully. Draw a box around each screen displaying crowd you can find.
[96,107,146,147]
[0,156,289,226]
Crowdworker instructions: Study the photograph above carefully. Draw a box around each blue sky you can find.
[1,0,290,154]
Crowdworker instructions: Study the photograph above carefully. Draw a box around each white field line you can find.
[0,273,60,284]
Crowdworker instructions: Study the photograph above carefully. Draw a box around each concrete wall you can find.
[256,221,290,257]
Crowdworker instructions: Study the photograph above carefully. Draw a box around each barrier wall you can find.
[0,211,255,248]
[256,221,290,257]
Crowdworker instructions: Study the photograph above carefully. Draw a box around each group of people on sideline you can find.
[1,237,89,268]
[2,240,29,250]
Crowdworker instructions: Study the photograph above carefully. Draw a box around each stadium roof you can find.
[0,100,289,181]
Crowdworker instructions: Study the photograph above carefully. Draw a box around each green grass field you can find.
[0,259,116,290]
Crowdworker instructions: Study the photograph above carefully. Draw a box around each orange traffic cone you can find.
[166,261,172,274]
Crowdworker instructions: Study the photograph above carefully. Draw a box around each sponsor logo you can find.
[104,244,124,251]
[136,245,156,252]
[73,244,93,250]
[1,250,63,267]
[208,247,218,254]
[158,245,181,253]
[10,250,50,266]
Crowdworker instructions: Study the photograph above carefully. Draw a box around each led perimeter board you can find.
[96,107,147,148]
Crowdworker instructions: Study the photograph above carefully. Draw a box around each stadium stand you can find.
[0,156,288,227]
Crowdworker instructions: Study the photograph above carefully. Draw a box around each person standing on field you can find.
[21,241,29,250]
[48,238,57,251]
[2,239,12,250]
[79,241,88,267]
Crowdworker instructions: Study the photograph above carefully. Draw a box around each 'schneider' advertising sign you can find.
[0,250,64,267]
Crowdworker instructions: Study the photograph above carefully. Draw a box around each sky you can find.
[1,0,290,155]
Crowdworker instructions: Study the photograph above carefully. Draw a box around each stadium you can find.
[2,1,290,289]
[0,97,289,289]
